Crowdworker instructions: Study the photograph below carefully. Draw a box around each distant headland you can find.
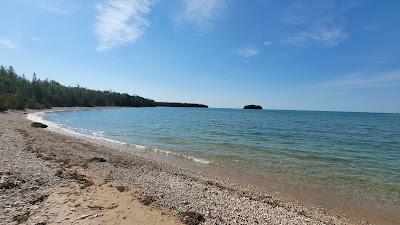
[243,105,262,110]
[156,102,208,108]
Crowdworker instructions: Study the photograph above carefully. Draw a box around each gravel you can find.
[0,110,355,225]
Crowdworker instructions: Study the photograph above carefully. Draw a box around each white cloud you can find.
[40,0,80,14]
[0,36,18,48]
[31,37,40,42]
[283,1,355,47]
[283,1,336,25]
[235,41,271,58]
[286,26,349,47]
[264,41,272,46]
[180,0,226,29]
[363,22,380,31]
[235,46,260,58]
[318,70,400,88]
[95,0,154,51]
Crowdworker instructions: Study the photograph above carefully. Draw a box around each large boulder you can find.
[31,122,48,128]
[243,105,262,110]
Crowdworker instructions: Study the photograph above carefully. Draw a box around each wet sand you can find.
[0,109,384,224]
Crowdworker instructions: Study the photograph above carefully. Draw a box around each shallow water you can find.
[42,107,400,207]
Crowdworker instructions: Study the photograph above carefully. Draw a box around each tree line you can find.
[0,65,206,111]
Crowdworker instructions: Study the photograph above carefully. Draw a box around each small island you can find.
[243,105,262,110]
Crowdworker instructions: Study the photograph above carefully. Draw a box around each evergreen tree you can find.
[0,65,156,110]
[0,65,206,111]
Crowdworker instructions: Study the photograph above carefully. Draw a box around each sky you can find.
[1,0,400,112]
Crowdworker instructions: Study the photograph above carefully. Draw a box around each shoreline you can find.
[29,107,400,225]
[27,107,212,165]
[1,108,397,224]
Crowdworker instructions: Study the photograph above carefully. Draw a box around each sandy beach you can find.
[1,110,366,225]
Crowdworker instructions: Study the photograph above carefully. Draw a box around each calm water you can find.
[43,108,400,205]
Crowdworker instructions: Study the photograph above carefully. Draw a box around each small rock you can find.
[13,211,31,223]
[115,185,128,192]
[79,214,91,220]
[35,222,47,225]
[88,157,107,163]
[31,122,48,128]
[179,211,205,225]
[138,195,155,205]
[0,172,25,189]
[29,194,49,205]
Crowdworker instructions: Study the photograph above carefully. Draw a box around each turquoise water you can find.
[43,108,400,204]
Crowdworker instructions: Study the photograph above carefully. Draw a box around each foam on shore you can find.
[27,110,210,165]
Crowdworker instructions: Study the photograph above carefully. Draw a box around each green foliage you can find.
[26,99,43,110]
[0,96,6,111]
[0,65,156,110]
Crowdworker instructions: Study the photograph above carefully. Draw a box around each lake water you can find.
[42,107,400,209]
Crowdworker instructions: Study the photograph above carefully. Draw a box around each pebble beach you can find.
[1,110,364,225]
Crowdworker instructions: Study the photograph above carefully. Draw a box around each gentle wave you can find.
[27,110,211,165]
[28,107,400,210]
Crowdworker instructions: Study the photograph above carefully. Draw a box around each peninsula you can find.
[0,65,207,111]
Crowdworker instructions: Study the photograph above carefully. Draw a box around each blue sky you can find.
[1,0,399,112]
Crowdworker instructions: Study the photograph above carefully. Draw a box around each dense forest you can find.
[0,65,207,111]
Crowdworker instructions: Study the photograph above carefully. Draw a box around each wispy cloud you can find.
[264,41,272,46]
[31,36,40,42]
[235,41,272,58]
[283,0,356,47]
[235,45,261,58]
[95,0,154,51]
[179,0,227,29]
[285,26,349,47]
[0,36,19,49]
[363,22,380,32]
[318,70,400,88]
[283,1,336,25]
[40,0,81,14]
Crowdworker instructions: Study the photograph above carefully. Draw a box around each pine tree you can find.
[32,72,37,83]
[0,65,157,110]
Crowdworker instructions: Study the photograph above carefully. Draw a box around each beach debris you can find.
[89,157,107,163]
[138,195,156,205]
[55,157,72,167]
[88,205,105,210]
[179,211,205,225]
[107,203,119,209]
[0,171,25,189]
[55,169,94,189]
[36,153,53,161]
[35,222,47,225]
[115,185,128,192]
[29,194,49,205]
[78,214,91,220]
[88,203,118,210]
[13,211,31,224]
[31,122,48,128]
[298,210,307,216]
